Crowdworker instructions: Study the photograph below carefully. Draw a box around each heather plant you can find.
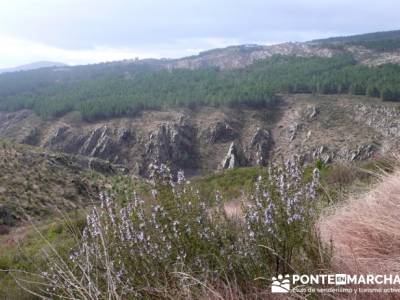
[19,159,328,299]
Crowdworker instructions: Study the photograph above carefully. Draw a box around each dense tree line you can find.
[0,54,400,121]
[254,55,400,101]
[0,63,277,121]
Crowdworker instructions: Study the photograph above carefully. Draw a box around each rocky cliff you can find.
[0,94,398,177]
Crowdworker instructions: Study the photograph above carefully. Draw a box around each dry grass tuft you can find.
[320,168,400,275]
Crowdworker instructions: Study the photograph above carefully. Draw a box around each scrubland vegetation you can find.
[1,157,394,299]
[0,159,328,299]
[1,40,399,298]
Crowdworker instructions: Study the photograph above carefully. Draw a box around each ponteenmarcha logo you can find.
[271,273,400,294]
[271,274,290,293]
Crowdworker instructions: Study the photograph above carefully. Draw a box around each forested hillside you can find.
[1,44,400,121]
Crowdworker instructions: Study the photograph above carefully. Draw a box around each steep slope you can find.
[271,94,396,162]
[1,94,399,177]
[0,140,130,231]
[0,106,275,176]
[0,30,400,179]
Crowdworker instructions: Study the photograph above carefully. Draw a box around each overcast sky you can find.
[0,0,398,68]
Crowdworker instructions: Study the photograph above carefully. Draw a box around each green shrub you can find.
[18,161,330,299]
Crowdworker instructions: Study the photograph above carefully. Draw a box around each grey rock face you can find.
[306,105,319,120]
[308,143,377,164]
[349,144,377,161]
[246,128,271,166]
[80,126,114,158]
[205,121,238,144]
[45,126,70,146]
[145,120,197,171]
[221,142,247,169]
[287,123,300,141]
[311,145,332,163]
[1,95,399,178]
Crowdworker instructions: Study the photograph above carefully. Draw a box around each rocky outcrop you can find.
[304,105,319,120]
[145,119,197,172]
[352,103,400,138]
[312,145,332,163]
[205,121,238,144]
[221,142,247,169]
[45,126,70,146]
[287,123,300,141]
[40,122,137,166]
[307,143,377,163]
[79,126,116,158]
[246,128,271,166]
[349,144,377,161]
[1,95,400,177]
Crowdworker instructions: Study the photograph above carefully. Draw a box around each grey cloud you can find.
[0,0,398,66]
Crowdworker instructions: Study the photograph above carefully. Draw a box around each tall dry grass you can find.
[320,168,400,276]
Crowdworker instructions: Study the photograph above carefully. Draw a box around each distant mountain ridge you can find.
[308,30,400,53]
[1,29,400,122]
[0,61,67,74]
[0,30,400,179]
[1,30,399,75]
[127,29,400,70]
[310,29,400,44]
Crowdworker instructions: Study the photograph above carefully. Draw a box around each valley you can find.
[0,94,398,177]
[1,29,400,299]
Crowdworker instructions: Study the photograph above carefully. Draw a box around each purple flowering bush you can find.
[31,160,329,299]
[243,157,325,276]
